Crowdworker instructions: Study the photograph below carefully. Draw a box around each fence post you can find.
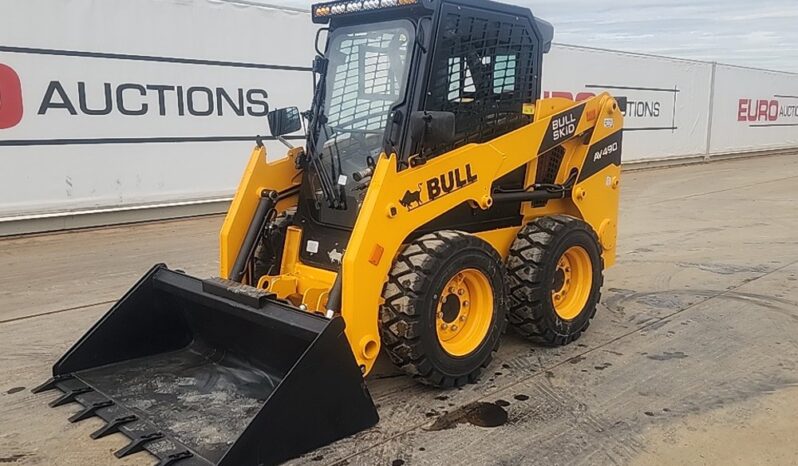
[704,62,718,160]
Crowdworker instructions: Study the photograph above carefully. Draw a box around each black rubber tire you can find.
[505,215,604,345]
[379,231,507,388]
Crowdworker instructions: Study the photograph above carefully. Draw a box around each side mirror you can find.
[410,111,455,147]
[268,107,302,138]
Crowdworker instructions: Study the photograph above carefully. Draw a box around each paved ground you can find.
[1,153,797,465]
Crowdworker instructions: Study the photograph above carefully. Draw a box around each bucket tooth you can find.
[114,431,165,458]
[156,450,194,466]
[91,414,138,439]
[31,374,73,394]
[49,386,92,407]
[68,400,114,423]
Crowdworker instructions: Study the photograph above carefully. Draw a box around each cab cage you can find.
[314,0,554,163]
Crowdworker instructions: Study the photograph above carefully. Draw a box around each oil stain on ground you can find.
[426,401,508,431]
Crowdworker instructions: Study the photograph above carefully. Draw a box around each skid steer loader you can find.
[34,0,623,464]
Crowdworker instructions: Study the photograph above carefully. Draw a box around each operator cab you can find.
[267,0,554,270]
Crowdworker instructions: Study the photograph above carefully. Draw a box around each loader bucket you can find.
[33,264,379,466]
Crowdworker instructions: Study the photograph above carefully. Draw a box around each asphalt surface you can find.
[1,153,797,465]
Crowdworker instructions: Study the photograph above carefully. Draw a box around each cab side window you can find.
[422,5,537,158]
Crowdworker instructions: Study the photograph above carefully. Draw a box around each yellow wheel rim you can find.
[552,246,593,320]
[435,269,494,357]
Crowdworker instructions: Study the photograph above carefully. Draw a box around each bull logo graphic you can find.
[399,184,423,209]
[398,165,478,212]
[327,248,343,265]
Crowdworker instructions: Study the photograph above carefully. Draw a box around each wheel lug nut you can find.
[459,315,466,322]
[451,325,458,331]
[441,323,448,330]
[463,301,469,307]
[437,312,444,319]
[458,289,464,296]
[449,287,456,293]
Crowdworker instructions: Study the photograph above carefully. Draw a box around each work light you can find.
[312,0,419,22]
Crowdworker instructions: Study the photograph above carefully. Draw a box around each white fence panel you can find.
[709,64,798,154]
[1,0,797,228]
[0,0,316,218]
[544,44,713,162]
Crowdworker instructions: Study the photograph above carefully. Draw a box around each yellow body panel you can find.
[220,94,623,375]
[473,227,522,259]
[257,226,337,308]
[219,146,303,278]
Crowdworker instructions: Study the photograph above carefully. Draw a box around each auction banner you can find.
[1,1,796,221]
[0,0,314,218]
[543,44,714,162]
[709,64,798,154]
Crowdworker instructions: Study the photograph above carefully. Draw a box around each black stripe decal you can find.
[0,45,312,72]
[579,130,623,182]
[0,135,306,147]
[585,84,680,93]
[623,126,678,132]
[538,103,586,155]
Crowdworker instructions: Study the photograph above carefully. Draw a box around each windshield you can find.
[314,20,414,184]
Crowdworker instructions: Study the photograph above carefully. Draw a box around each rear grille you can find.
[536,146,565,185]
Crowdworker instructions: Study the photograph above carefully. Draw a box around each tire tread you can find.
[506,215,604,345]
[380,231,506,387]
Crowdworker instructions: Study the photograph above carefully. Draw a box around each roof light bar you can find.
[313,0,419,22]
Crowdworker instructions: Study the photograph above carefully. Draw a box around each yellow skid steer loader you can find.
[34,0,624,464]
